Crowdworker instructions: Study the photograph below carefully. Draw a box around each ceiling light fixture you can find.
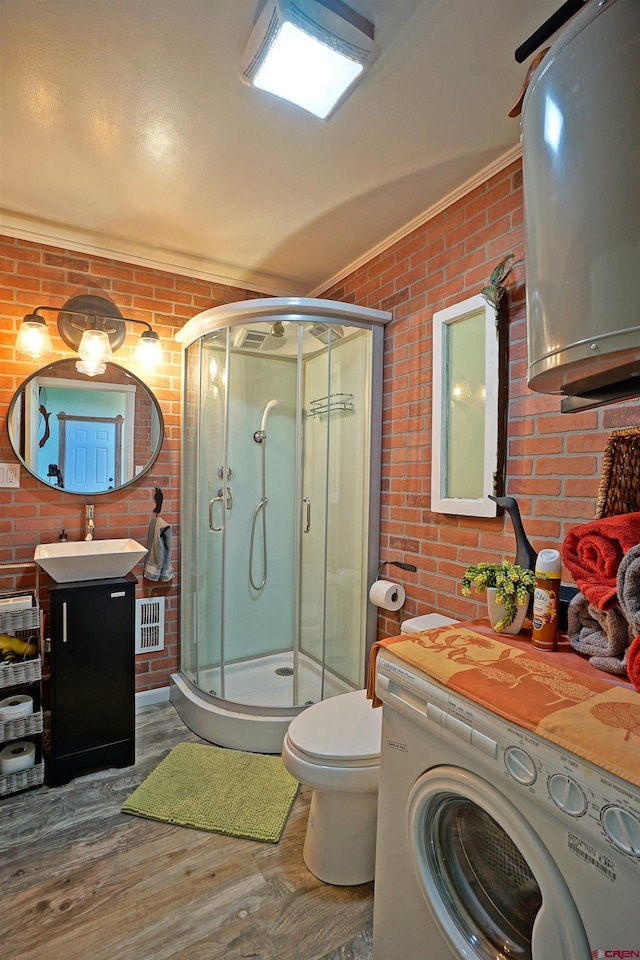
[240,0,380,120]
[15,294,165,375]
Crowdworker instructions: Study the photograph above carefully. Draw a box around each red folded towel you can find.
[627,636,640,692]
[562,512,640,610]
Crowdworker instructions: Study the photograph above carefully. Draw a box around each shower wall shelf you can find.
[308,393,355,418]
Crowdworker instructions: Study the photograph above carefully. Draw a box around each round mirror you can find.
[8,359,164,495]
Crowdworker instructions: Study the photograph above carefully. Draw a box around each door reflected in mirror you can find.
[8,360,164,495]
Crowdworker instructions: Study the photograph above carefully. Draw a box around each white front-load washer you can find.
[372,648,640,960]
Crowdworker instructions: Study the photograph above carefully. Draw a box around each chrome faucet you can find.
[85,504,95,541]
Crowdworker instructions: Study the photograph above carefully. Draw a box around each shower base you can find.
[170,651,354,753]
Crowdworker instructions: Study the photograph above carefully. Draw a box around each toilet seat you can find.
[286,689,381,765]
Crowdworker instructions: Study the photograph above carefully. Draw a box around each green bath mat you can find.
[122,742,299,842]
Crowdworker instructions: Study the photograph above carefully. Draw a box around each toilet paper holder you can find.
[370,561,417,612]
[377,560,417,577]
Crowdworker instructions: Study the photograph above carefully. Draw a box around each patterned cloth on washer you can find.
[367,620,639,788]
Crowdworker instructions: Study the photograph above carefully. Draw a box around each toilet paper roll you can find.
[0,694,34,721]
[369,580,406,611]
[0,740,36,775]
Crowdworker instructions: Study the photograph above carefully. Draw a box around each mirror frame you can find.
[7,359,164,495]
[430,294,500,518]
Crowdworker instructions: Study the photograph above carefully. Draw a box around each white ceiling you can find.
[0,0,561,297]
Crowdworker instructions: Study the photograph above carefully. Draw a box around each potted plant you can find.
[461,560,535,633]
[480,253,523,316]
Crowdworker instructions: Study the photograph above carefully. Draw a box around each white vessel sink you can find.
[34,538,147,583]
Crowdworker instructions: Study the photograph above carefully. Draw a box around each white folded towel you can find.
[144,516,174,582]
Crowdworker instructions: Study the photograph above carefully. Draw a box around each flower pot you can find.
[486,587,528,635]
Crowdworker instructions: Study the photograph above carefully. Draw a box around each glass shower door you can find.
[182,317,375,710]
[220,341,298,705]
[181,334,227,695]
[299,327,372,702]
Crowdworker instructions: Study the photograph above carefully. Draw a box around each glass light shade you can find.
[252,21,363,119]
[75,359,107,377]
[15,315,54,359]
[78,328,113,364]
[134,330,164,370]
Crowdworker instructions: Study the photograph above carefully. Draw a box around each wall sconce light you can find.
[240,0,380,120]
[16,294,164,376]
[15,312,54,359]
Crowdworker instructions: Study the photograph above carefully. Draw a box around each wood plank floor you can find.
[1,702,373,960]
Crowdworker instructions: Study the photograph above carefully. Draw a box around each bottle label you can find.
[532,586,557,628]
[532,580,560,650]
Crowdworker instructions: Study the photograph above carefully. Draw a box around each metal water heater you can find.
[523,0,640,410]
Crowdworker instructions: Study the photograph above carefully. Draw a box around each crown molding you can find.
[0,211,304,298]
[1,142,522,302]
[309,143,523,297]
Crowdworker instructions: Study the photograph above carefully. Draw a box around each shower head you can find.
[254,398,280,441]
[260,399,280,433]
[253,399,280,443]
[270,321,285,338]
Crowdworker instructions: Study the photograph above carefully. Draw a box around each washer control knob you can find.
[504,746,537,785]
[601,805,640,857]
[548,774,587,816]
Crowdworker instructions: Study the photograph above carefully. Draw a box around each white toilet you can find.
[282,613,458,886]
[282,688,380,885]
[399,612,458,635]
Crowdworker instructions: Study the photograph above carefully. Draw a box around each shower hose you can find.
[249,439,268,591]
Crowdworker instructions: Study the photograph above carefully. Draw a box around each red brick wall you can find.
[3,157,639,675]
[321,159,640,639]
[0,236,258,691]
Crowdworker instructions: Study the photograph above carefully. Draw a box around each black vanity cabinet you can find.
[48,576,136,786]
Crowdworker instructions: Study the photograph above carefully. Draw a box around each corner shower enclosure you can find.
[170,298,388,752]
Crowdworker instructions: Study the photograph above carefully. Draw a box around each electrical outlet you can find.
[0,462,20,487]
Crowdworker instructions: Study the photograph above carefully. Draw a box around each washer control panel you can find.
[504,745,537,785]
[377,652,640,860]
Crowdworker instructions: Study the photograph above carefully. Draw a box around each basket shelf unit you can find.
[0,562,44,797]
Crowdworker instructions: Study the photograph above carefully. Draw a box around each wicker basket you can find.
[0,594,40,637]
[0,657,42,690]
[0,710,43,743]
[0,760,45,797]
[595,427,640,519]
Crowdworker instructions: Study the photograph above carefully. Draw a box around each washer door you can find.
[406,767,590,960]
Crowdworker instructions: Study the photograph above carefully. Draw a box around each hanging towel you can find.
[561,511,640,610]
[144,516,174,582]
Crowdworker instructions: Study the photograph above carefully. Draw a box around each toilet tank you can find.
[523,0,640,405]
[401,614,459,635]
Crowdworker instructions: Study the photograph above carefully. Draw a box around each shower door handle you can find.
[218,487,233,510]
[209,488,233,530]
[209,495,223,531]
[303,497,311,533]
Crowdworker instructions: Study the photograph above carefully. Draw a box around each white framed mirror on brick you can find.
[431,293,500,518]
